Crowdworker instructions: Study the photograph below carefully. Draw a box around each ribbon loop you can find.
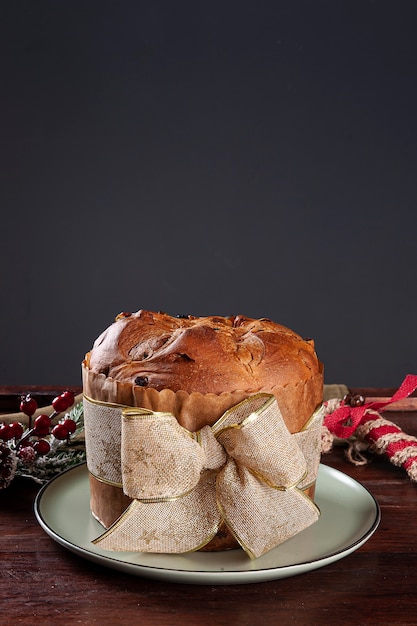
[217,395,307,487]
[121,408,204,500]
[95,470,220,554]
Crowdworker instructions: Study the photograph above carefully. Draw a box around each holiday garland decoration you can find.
[0,391,85,489]
[322,374,417,480]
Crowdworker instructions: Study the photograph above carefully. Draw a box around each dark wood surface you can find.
[2,386,417,625]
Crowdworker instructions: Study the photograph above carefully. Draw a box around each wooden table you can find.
[1,385,417,626]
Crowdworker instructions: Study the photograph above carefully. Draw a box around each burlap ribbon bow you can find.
[84,394,323,559]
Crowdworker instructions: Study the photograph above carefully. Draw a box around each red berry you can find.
[9,422,24,439]
[0,423,13,441]
[52,394,70,413]
[33,414,51,436]
[52,423,69,440]
[17,444,36,463]
[63,418,77,434]
[33,439,51,456]
[19,394,38,417]
[61,390,75,407]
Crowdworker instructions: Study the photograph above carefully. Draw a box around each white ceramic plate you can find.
[34,463,380,585]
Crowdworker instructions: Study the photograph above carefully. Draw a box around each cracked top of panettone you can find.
[84,310,321,395]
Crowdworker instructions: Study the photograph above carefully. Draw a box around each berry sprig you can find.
[19,394,38,429]
[0,390,76,462]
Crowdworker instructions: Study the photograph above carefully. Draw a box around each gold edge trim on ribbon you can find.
[121,407,197,442]
[295,486,321,518]
[211,392,274,436]
[241,394,277,427]
[89,470,123,489]
[122,408,175,420]
[83,394,131,410]
[89,469,200,503]
[248,467,309,492]
[298,478,317,492]
[181,522,222,554]
[92,500,137,545]
[216,499,257,560]
[300,403,324,431]
[137,484,197,503]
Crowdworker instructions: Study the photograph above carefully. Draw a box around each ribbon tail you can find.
[369,374,417,412]
[295,404,326,489]
[217,461,320,559]
[93,470,221,553]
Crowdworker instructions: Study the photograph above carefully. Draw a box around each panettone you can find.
[82,310,324,552]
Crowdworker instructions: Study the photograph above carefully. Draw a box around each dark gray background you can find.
[1,1,416,388]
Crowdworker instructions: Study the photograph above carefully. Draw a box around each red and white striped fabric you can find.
[322,375,417,480]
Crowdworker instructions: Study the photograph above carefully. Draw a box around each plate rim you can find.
[34,462,381,585]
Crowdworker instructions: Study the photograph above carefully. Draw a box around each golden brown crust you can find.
[86,310,320,396]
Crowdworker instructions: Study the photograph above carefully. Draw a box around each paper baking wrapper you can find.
[82,361,323,433]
